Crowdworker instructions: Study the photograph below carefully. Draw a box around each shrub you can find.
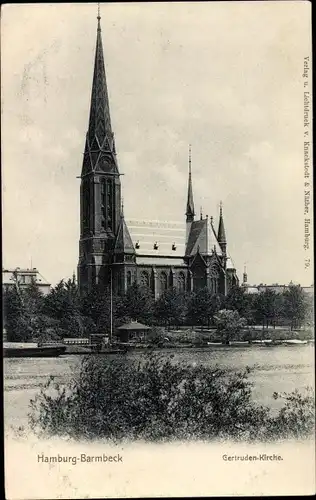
[28,354,315,443]
[214,309,247,344]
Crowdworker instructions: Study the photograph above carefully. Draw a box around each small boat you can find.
[281,339,308,345]
[3,342,66,358]
[264,340,283,346]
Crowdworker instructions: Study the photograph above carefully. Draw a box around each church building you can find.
[77,13,239,298]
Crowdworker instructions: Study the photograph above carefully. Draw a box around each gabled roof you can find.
[126,219,185,257]
[117,320,151,330]
[189,250,207,268]
[185,218,222,257]
[114,217,135,254]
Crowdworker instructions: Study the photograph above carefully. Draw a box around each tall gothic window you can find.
[82,180,90,232]
[178,272,186,292]
[107,179,113,231]
[211,277,218,294]
[159,272,168,293]
[127,271,132,288]
[140,271,150,288]
[101,179,106,229]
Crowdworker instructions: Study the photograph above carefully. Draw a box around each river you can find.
[4,344,314,430]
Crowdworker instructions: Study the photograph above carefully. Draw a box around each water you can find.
[4,345,314,429]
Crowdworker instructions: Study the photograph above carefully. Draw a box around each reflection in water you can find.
[4,345,314,426]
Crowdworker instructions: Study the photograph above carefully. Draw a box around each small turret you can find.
[243,264,248,286]
[185,144,195,245]
[217,201,227,255]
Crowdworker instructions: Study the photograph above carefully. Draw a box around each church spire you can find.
[186,144,195,223]
[87,6,113,151]
[217,201,227,254]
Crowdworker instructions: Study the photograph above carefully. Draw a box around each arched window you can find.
[101,179,106,229]
[211,277,218,294]
[127,271,132,287]
[140,271,150,287]
[107,179,113,231]
[159,272,168,293]
[82,180,90,232]
[178,272,186,292]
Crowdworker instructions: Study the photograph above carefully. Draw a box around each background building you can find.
[78,14,239,297]
[2,268,51,296]
[241,268,314,296]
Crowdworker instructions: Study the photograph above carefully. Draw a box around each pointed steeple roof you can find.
[114,209,135,255]
[88,13,113,149]
[186,145,195,222]
[217,201,227,245]
[81,11,117,176]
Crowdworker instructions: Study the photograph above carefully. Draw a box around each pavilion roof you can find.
[117,320,151,331]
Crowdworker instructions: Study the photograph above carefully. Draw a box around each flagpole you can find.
[110,268,113,345]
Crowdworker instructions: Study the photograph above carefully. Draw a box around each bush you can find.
[28,354,315,443]
[214,309,247,344]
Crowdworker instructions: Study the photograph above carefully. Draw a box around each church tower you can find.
[78,11,121,293]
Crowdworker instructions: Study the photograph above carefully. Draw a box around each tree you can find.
[187,288,222,327]
[3,279,46,341]
[155,288,188,329]
[214,309,247,344]
[79,285,123,335]
[124,282,154,325]
[282,285,309,330]
[271,293,284,328]
[3,287,29,341]
[225,286,247,313]
[43,278,84,337]
[254,289,279,330]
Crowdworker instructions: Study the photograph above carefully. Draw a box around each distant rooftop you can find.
[243,282,314,295]
[2,267,51,286]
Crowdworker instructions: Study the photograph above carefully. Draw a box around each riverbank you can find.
[63,339,313,355]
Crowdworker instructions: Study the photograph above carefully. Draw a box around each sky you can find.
[2,2,313,287]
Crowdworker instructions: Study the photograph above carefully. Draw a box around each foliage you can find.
[225,286,248,315]
[187,288,223,327]
[214,309,247,344]
[3,287,27,341]
[43,278,84,336]
[3,279,313,342]
[283,285,309,330]
[269,388,315,440]
[124,282,155,324]
[29,354,315,443]
[3,280,46,341]
[155,288,188,328]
